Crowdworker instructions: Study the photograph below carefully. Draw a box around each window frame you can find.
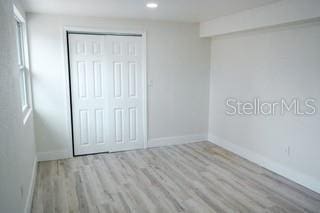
[14,5,32,124]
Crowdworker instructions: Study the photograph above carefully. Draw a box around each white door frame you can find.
[62,26,148,156]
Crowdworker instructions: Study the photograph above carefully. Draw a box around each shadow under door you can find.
[68,33,144,155]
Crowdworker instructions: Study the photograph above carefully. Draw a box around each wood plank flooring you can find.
[31,141,320,213]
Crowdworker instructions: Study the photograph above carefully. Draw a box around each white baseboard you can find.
[36,134,206,161]
[208,134,320,194]
[37,150,72,162]
[148,134,207,148]
[24,156,37,213]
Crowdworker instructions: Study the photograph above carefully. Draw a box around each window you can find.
[14,5,32,122]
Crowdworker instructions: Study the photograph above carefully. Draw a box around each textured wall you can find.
[0,0,37,212]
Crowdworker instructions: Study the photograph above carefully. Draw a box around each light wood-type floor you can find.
[32,141,320,213]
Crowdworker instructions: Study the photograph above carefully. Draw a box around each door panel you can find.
[106,36,144,152]
[69,34,144,155]
[128,107,137,142]
[95,109,105,144]
[69,34,109,155]
[93,62,103,98]
[79,110,89,145]
[77,61,87,98]
[114,108,124,144]
[128,62,137,98]
[113,62,123,98]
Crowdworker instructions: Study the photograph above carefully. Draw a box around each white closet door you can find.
[69,34,144,155]
[69,34,109,155]
[105,36,144,152]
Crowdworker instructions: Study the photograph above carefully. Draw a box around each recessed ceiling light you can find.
[146,2,158,9]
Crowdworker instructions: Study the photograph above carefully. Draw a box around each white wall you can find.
[27,13,210,158]
[200,0,320,37]
[0,0,37,212]
[208,20,320,193]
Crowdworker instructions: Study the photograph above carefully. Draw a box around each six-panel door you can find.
[105,35,144,152]
[69,34,144,155]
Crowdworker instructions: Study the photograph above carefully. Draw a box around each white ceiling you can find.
[23,0,280,23]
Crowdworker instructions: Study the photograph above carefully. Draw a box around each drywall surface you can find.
[208,21,320,192]
[27,13,210,157]
[200,0,320,37]
[0,0,37,212]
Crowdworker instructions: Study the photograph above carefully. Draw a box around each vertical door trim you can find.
[62,26,148,156]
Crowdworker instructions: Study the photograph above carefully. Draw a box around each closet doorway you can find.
[67,31,147,156]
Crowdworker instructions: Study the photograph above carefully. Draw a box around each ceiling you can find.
[23,0,280,23]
